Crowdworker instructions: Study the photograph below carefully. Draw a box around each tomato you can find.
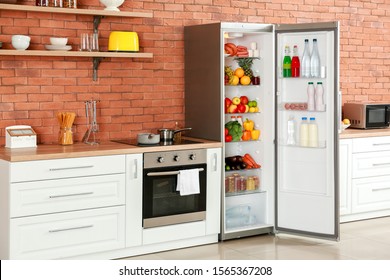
[224,128,229,136]
[225,135,233,142]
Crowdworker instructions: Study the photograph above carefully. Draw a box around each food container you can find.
[137,133,160,145]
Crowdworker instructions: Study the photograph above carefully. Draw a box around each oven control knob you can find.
[189,154,196,160]
[157,156,164,163]
[173,155,180,162]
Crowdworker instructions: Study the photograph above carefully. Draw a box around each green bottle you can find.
[283,45,292,77]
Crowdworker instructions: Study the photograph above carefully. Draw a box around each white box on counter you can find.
[5,125,37,148]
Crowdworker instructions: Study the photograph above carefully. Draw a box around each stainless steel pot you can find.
[158,128,192,141]
[137,133,160,145]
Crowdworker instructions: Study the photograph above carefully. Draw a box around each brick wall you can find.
[0,0,389,145]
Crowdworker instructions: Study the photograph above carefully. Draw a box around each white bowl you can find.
[50,37,68,46]
[99,0,125,11]
[11,35,30,50]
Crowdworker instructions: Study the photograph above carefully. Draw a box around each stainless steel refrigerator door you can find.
[274,22,340,240]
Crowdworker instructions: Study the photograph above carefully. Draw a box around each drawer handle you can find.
[372,187,390,192]
[373,143,390,146]
[49,165,94,171]
[49,192,94,199]
[48,225,93,233]
[372,163,390,167]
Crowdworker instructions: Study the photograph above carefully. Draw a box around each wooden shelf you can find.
[0,49,153,58]
[0,3,153,18]
[0,3,153,80]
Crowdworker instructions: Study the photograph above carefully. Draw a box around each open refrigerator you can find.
[184,22,339,241]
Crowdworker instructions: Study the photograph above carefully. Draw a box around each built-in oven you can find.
[143,149,207,229]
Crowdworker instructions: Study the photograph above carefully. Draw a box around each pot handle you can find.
[173,127,192,134]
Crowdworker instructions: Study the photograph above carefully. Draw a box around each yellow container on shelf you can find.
[108,31,139,52]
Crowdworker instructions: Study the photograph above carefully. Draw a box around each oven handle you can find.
[146,168,204,177]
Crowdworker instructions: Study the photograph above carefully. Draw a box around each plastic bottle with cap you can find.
[310,39,321,78]
[308,117,319,147]
[307,82,315,111]
[315,82,325,111]
[299,117,309,147]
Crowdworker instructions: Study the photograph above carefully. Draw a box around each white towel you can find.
[176,169,200,196]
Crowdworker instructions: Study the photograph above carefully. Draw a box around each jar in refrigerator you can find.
[227,176,235,193]
[253,175,260,190]
[36,0,48,6]
[239,176,246,191]
[63,0,77,8]
[246,177,255,190]
[234,173,241,192]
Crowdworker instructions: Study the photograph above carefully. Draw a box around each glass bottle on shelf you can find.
[301,39,311,78]
[310,39,321,78]
[291,45,300,77]
[282,45,292,77]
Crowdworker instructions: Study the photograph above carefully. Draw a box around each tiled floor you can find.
[124,216,390,260]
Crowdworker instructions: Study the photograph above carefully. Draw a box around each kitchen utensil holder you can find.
[82,100,100,145]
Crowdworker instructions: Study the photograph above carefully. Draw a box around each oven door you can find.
[143,163,207,228]
[366,105,390,128]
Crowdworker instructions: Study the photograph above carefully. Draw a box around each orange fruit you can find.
[234,68,245,78]
[240,75,251,85]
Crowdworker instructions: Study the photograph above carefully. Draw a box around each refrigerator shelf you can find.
[224,85,261,88]
[226,189,266,197]
[225,222,272,231]
[225,140,261,144]
[280,142,327,149]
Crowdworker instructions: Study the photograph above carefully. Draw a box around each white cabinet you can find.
[339,139,352,216]
[125,154,143,248]
[1,155,127,259]
[340,136,390,222]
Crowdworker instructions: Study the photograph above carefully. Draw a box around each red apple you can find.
[240,96,249,105]
[228,104,238,113]
[237,103,246,113]
[225,97,232,108]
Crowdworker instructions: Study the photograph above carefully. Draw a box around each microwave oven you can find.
[343,102,390,129]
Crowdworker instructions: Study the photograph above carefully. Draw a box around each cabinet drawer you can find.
[352,176,390,214]
[352,151,390,178]
[10,174,125,218]
[10,206,125,260]
[353,136,390,153]
[10,155,125,182]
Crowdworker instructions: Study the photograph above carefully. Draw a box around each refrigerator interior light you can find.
[225,32,244,38]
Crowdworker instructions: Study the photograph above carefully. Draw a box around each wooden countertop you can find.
[0,137,222,162]
[340,128,390,139]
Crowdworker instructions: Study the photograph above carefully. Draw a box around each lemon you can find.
[343,118,350,125]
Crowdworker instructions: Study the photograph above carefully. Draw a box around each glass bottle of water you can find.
[301,39,311,78]
[310,39,320,78]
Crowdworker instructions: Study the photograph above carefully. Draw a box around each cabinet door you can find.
[10,206,125,260]
[339,139,352,216]
[352,176,390,213]
[206,148,221,235]
[125,154,143,247]
[10,174,125,218]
